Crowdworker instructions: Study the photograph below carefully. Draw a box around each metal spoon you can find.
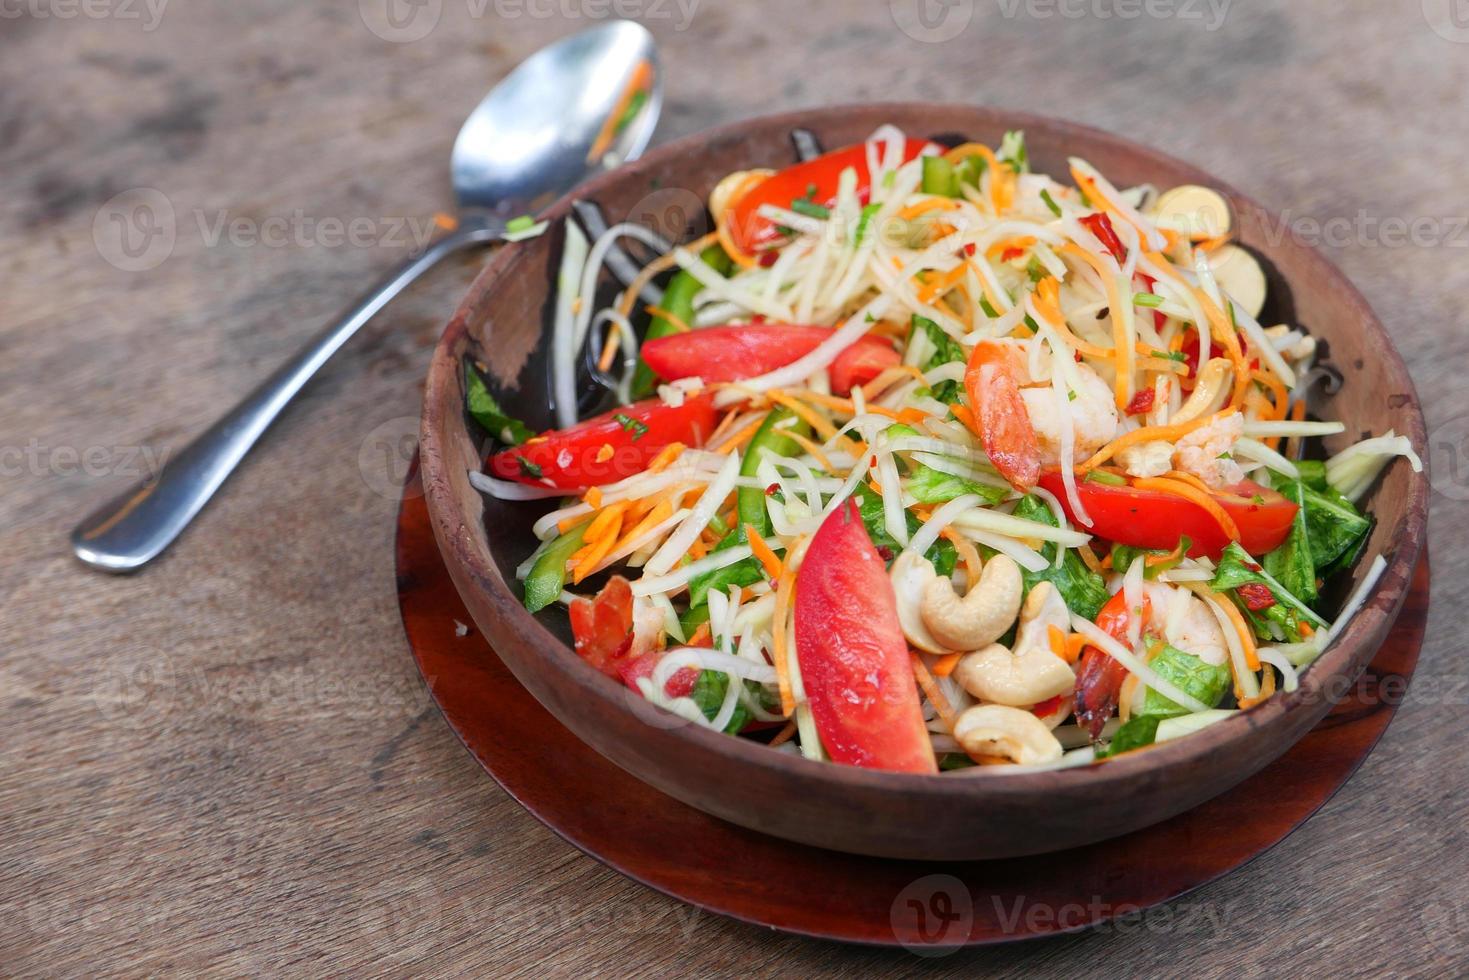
[72,21,662,572]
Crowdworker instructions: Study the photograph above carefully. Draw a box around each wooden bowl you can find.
[419,104,1428,861]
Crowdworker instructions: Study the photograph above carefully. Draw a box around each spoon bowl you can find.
[452,20,661,217]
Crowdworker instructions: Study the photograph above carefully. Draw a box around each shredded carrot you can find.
[1132,476,1240,542]
[1032,276,1111,359]
[688,536,708,560]
[647,442,686,473]
[1188,584,1260,674]
[1077,543,1105,576]
[1047,625,1068,660]
[916,262,969,304]
[1188,285,1251,406]
[611,498,674,556]
[931,652,962,678]
[583,486,603,509]
[1298,620,1315,638]
[767,390,839,441]
[950,402,980,440]
[1145,537,1190,568]
[1161,469,1216,496]
[946,143,1010,211]
[787,388,928,425]
[744,523,785,580]
[771,571,797,716]
[432,212,458,232]
[715,413,768,455]
[594,443,615,464]
[1062,243,1133,409]
[1077,409,1236,472]
[645,304,692,333]
[1196,234,1231,253]
[569,502,630,583]
[1063,633,1088,664]
[911,653,959,735]
[768,720,798,747]
[896,197,960,221]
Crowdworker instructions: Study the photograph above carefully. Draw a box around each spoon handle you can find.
[71,218,502,572]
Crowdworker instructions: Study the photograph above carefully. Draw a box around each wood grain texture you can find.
[1,1,1465,974]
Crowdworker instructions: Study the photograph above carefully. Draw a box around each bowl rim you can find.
[420,101,1429,799]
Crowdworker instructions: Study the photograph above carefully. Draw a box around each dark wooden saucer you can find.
[397,466,1429,948]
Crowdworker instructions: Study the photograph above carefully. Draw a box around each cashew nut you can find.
[919,553,1022,652]
[951,582,1076,707]
[709,168,775,225]
[953,704,1064,766]
[1172,357,1233,426]
[890,551,948,654]
[1209,243,1268,319]
[1152,184,1233,240]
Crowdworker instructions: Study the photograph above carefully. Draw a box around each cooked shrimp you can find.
[1173,411,1245,488]
[1019,364,1119,466]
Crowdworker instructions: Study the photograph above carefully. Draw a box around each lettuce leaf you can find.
[1210,541,1329,635]
[854,488,957,578]
[1011,495,1110,620]
[465,361,532,446]
[912,315,965,405]
[1138,644,1231,719]
[1099,715,1160,758]
[906,464,1010,506]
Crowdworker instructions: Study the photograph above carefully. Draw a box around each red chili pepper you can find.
[1000,246,1026,263]
[1237,583,1277,611]
[1125,388,1156,416]
[963,243,977,257]
[1031,695,1064,718]
[1079,212,1127,263]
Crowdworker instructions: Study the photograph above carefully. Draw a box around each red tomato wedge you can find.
[619,649,700,699]
[1074,590,1151,739]
[640,324,897,395]
[1036,472,1298,559]
[964,341,1041,491]
[794,500,936,774]
[830,338,901,395]
[569,576,636,677]
[725,138,938,257]
[489,394,717,490]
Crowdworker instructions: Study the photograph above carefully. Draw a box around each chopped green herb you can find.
[854,202,882,246]
[613,412,649,440]
[998,130,1029,173]
[1085,469,1127,487]
[979,296,1000,318]
[505,215,536,234]
[789,198,830,220]
[922,156,960,198]
[1133,292,1165,308]
[1040,188,1063,218]
[515,456,543,480]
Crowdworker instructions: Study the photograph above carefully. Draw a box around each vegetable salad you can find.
[468,125,1421,772]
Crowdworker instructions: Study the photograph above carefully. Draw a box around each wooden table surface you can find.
[3,1,1466,974]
